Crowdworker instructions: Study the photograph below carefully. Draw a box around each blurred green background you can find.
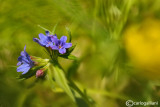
[1,0,160,107]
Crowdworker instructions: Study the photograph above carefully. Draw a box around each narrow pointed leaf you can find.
[53,65,75,101]
[66,27,72,42]
[51,23,58,34]
[59,54,78,60]
[37,25,51,32]
[47,64,57,89]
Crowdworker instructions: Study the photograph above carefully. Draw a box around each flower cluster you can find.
[17,45,34,74]
[16,29,93,104]
[17,31,73,75]
[33,31,72,54]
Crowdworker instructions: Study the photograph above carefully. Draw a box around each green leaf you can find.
[68,54,78,60]
[68,45,76,54]
[59,54,78,60]
[75,97,89,107]
[37,25,51,32]
[53,65,75,101]
[66,26,72,42]
[51,23,58,34]
[47,64,57,89]
[67,60,80,79]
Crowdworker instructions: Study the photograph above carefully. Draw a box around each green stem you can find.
[51,58,94,106]
[68,79,94,106]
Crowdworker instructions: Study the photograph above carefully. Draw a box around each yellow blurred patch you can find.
[124,18,160,79]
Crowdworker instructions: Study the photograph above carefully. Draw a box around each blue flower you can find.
[33,31,57,48]
[51,36,72,54]
[17,46,34,74]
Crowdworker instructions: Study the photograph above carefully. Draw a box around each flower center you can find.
[59,45,62,49]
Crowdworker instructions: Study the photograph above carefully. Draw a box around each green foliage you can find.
[52,64,75,101]
[66,26,72,42]
[60,54,78,60]
[1,0,160,107]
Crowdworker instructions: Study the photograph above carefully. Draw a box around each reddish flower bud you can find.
[36,69,44,78]
[30,56,34,59]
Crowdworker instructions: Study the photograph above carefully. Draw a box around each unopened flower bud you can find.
[36,69,44,78]
[30,56,39,65]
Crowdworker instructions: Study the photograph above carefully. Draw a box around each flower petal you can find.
[17,61,22,66]
[46,42,53,47]
[21,56,30,64]
[60,36,67,43]
[20,45,27,56]
[20,51,25,56]
[17,64,30,74]
[24,45,26,51]
[63,43,72,48]
[46,36,52,43]
[18,56,22,61]
[45,31,50,36]
[54,34,57,37]
[39,33,47,40]
[59,48,66,54]
[49,43,54,48]
[33,38,45,46]
[51,45,59,50]
[51,36,58,43]
[22,66,31,74]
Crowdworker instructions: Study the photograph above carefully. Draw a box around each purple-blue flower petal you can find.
[51,45,59,50]
[51,35,72,54]
[20,51,25,56]
[39,33,47,40]
[45,31,50,36]
[60,36,67,43]
[34,31,57,49]
[22,66,31,74]
[33,38,45,46]
[17,46,34,75]
[18,56,30,64]
[51,36,58,43]
[17,64,30,73]
[21,46,27,56]
[46,42,54,48]
[22,56,30,64]
[63,43,72,48]
[17,62,22,66]
[24,45,26,51]
[59,48,66,54]
[18,56,22,61]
